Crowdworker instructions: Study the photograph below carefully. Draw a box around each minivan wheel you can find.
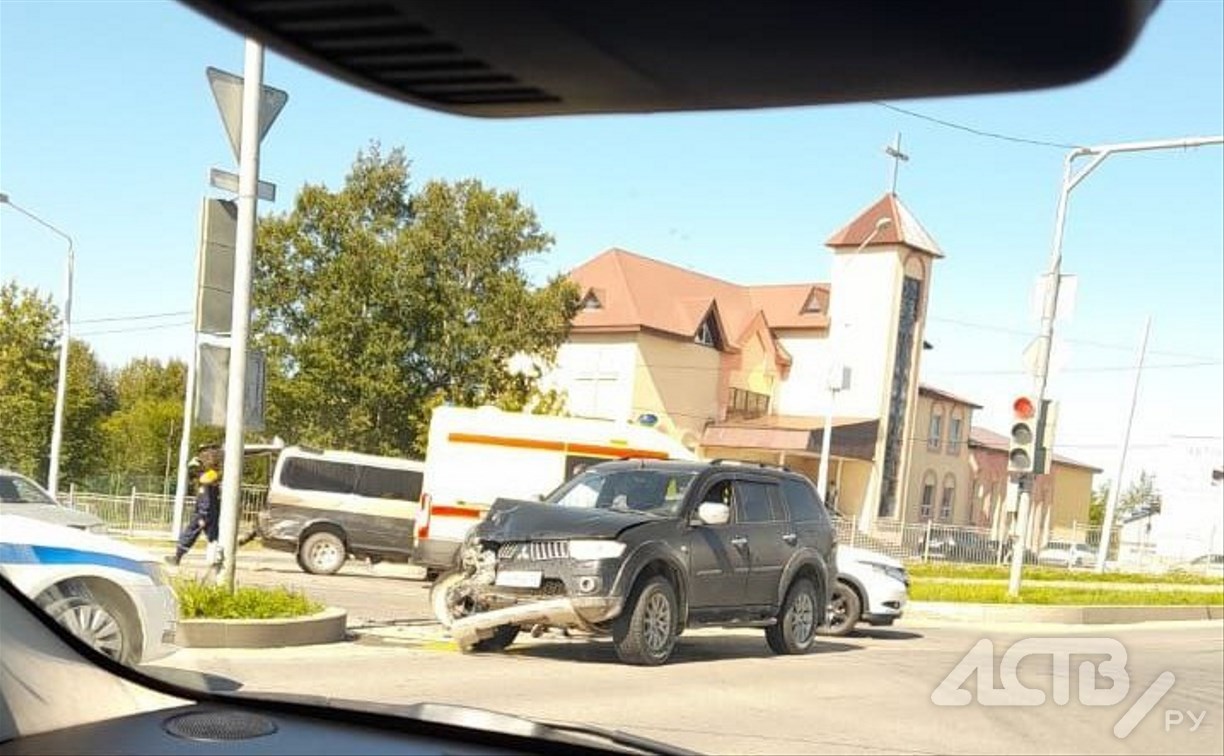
[613,576,678,666]
[816,581,861,637]
[300,531,346,575]
[766,578,819,654]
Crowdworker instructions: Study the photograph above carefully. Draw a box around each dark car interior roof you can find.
[179,0,1159,118]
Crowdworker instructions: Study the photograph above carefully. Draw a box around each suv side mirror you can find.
[695,502,731,526]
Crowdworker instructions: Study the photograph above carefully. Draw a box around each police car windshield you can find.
[0,474,58,505]
[545,468,698,517]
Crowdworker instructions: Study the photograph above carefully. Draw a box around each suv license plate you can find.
[495,570,543,588]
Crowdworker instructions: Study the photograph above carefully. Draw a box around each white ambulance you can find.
[413,406,698,574]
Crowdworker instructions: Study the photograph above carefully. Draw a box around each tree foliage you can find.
[1120,470,1161,516]
[252,144,579,456]
[0,282,59,479]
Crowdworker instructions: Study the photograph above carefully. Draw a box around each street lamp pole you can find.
[819,217,891,512]
[0,193,75,497]
[1007,134,1223,596]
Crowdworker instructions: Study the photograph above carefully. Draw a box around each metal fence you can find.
[63,485,268,540]
[833,516,1214,573]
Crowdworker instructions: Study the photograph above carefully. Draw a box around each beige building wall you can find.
[631,332,722,444]
[903,393,974,525]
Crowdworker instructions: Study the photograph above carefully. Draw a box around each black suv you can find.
[432,459,836,665]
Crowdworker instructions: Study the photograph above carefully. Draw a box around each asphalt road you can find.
[149,548,1224,755]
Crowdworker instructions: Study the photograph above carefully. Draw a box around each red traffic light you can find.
[1013,396,1036,419]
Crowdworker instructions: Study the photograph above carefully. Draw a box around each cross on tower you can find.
[885,132,909,194]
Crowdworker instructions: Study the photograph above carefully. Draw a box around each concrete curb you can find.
[907,601,1224,624]
[177,607,348,648]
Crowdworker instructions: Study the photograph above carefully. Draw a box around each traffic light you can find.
[1007,395,1038,474]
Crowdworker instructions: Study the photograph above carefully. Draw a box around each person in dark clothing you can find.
[167,446,222,566]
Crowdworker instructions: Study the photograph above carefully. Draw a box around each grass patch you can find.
[173,577,322,619]
[907,562,1223,586]
[912,581,1224,605]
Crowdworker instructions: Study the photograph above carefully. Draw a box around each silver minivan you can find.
[255,446,425,574]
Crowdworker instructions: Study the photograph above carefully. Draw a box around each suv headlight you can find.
[568,540,626,560]
[866,561,908,586]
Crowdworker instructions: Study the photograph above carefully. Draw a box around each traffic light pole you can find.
[1007,135,1223,598]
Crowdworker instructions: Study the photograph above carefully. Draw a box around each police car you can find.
[0,514,178,664]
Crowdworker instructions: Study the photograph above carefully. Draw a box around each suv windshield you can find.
[544,468,698,517]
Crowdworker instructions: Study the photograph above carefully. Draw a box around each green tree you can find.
[1120,470,1161,516]
[252,144,579,456]
[1088,482,1110,528]
[60,340,117,484]
[101,357,203,484]
[0,282,58,480]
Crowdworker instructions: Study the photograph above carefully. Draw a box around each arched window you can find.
[939,474,957,521]
[919,470,937,520]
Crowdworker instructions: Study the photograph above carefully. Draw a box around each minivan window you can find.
[280,458,358,495]
[354,466,423,501]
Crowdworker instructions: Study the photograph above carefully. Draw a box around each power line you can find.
[76,320,193,337]
[873,101,1082,151]
[928,316,1221,362]
[930,361,1221,376]
[75,310,191,325]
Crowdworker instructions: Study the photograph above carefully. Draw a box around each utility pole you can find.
[217,39,265,590]
[1007,135,1222,598]
[1095,316,1151,572]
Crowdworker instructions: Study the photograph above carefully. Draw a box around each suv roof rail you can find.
[708,458,791,473]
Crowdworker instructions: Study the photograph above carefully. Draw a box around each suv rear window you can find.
[735,481,782,523]
[781,478,825,522]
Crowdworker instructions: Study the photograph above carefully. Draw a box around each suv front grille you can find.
[497,541,570,561]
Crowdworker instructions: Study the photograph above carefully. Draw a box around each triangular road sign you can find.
[206,66,288,163]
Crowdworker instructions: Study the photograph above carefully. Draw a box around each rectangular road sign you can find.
[196,198,237,335]
[196,343,266,431]
[209,167,277,202]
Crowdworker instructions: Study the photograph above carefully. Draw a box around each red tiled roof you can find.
[825,193,943,257]
[568,248,829,346]
[968,426,1103,473]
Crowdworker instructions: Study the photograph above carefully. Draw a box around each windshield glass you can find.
[545,468,698,517]
[0,474,57,505]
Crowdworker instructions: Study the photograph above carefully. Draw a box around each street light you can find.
[818,216,892,513]
[0,193,75,497]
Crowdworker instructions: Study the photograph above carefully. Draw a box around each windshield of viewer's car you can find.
[546,469,698,517]
[1,2,1221,754]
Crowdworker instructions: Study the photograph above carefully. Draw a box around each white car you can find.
[0,514,178,664]
[1037,541,1097,568]
[0,469,109,534]
[819,545,909,636]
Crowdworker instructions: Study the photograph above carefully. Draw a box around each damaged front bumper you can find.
[449,595,621,650]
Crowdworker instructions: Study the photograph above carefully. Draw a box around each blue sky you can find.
[2,0,1221,484]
